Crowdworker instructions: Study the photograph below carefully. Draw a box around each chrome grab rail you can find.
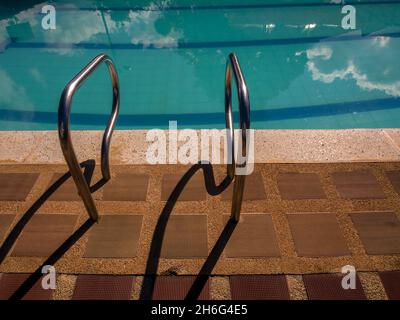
[58,54,119,221]
[225,53,251,222]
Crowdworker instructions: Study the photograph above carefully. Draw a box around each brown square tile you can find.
[332,170,385,199]
[287,213,350,257]
[152,276,209,300]
[48,173,80,201]
[350,211,400,255]
[386,171,400,195]
[221,172,267,200]
[277,173,326,200]
[0,273,54,300]
[379,271,400,300]
[161,215,208,258]
[303,274,366,300]
[230,275,290,300]
[161,172,206,201]
[223,214,280,257]
[84,215,143,258]
[0,173,39,201]
[0,214,15,242]
[72,275,134,300]
[11,214,78,257]
[103,174,149,201]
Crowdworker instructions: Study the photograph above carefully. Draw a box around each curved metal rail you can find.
[58,54,119,221]
[225,53,251,222]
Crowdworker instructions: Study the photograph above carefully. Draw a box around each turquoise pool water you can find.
[0,0,400,130]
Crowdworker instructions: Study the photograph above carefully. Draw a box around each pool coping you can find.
[1,129,400,164]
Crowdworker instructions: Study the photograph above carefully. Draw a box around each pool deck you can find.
[1,129,400,164]
[0,129,400,300]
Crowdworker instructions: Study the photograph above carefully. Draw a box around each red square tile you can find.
[277,173,326,200]
[0,273,54,300]
[221,172,266,200]
[11,214,78,257]
[287,213,350,257]
[84,215,143,258]
[72,275,134,300]
[350,212,400,255]
[48,173,80,201]
[303,274,366,300]
[152,276,209,300]
[161,215,208,258]
[0,173,39,201]
[379,271,400,300]
[230,275,290,300]
[224,214,280,257]
[332,170,385,199]
[102,174,149,201]
[0,214,15,243]
[161,173,206,201]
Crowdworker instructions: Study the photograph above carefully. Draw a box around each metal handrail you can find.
[58,54,119,222]
[225,53,251,222]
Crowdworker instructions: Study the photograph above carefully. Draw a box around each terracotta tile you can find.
[350,211,400,255]
[332,170,385,199]
[0,214,15,242]
[379,271,400,300]
[161,215,208,258]
[84,215,143,258]
[0,273,54,300]
[0,173,39,201]
[230,275,290,300]
[223,214,280,257]
[48,173,80,201]
[277,173,326,200]
[287,213,350,257]
[152,276,209,300]
[11,214,78,257]
[161,172,206,201]
[72,275,134,300]
[386,171,400,195]
[303,274,366,300]
[103,174,149,201]
[221,172,266,200]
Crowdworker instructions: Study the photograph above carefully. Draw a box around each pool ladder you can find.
[224,53,251,221]
[57,53,250,222]
[58,54,119,222]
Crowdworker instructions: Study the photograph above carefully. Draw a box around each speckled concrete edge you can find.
[1,129,400,164]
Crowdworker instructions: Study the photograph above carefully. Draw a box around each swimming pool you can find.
[0,0,399,130]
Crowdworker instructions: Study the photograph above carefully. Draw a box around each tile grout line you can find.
[358,272,388,300]
[286,274,308,300]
